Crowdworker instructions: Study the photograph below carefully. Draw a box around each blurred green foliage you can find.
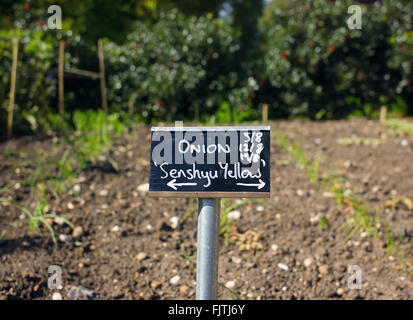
[104,10,257,123]
[1,0,413,136]
[1,0,157,44]
[0,27,56,135]
[259,0,413,119]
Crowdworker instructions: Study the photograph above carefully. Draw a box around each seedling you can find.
[318,217,329,228]
[0,110,126,246]
[384,119,413,135]
[218,281,243,300]
[0,196,74,246]
[274,129,410,271]
[336,137,382,147]
[220,199,264,244]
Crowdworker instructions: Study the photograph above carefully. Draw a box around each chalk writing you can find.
[149,126,270,197]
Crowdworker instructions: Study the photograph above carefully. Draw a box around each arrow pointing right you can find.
[236,179,266,190]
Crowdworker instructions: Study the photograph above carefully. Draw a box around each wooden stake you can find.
[128,97,134,117]
[379,105,387,123]
[262,103,268,124]
[7,38,18,138]
[98,39,108,114]
[58,41,65,119]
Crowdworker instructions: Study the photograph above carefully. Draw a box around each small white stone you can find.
[226,281,235,289]
[401,139,409,147]
[146,224,153,230]
[67,202,74,210]
[52,292,63,300]
[310,213,322,224]
[271,244,278,251]
[227,210,241,220]
[137,183,149,193]
[323,192,335,198]
[256,205,264,212]
[136,252,147,261]
[99,189,108,197]
[314,138,322,145]
[73,184,81,194]
[111,225,121,232]
[58,234,68,242]
[277,263,289,271]
[170,275,180,285]
[282,286,287,291]
[304,257,314,267]
[72,226,83,238]
[232,257,241,264]
[170,216,179,229]
[55,217,65,225]
[296,189,305,197]
[75,176,87,183]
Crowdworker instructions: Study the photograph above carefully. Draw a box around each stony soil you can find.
[1,119,412,300]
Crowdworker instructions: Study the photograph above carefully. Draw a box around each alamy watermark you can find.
[48,265,63,290]
[347,265,362,290]
[47,5,62,30]
[347,5,362,30]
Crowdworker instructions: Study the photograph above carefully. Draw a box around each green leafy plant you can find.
[336,137,383,147]
[318,216,329,229]
[275,129,413,272]
[215,101,259,124]
[0,196,74,246]
[259,0,413,119]
[219,199,265,244]
[71,110,124,169]
[274,131,321,183]
[384,119,413,135]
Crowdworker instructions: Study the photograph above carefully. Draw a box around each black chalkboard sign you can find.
[149,126,270,198]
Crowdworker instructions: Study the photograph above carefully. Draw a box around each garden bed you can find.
[1,119,412,299]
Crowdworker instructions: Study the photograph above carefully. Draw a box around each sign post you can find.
[149,125,270,299]
[196,198,220,300]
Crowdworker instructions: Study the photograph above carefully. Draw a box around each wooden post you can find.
[379,105,387,123]
[98,39,108,114]
[58,41,65,119]
[7,38,19,138]
[262,103,268,124]
[128,97,134,117]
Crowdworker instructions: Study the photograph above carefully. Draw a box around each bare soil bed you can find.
[1,119,412,300]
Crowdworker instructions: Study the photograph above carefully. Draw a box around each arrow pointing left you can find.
[167,179,197,190]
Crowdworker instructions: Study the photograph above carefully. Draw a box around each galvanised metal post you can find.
[196,198,220,300]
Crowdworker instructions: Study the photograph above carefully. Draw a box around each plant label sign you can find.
[149,126,270,198]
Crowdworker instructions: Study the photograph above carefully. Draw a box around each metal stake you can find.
[196,198,220,300]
